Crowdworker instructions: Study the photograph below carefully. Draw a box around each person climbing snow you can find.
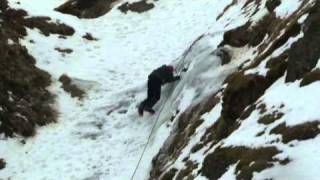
[138,65,181,116]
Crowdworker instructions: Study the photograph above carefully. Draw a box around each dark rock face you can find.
[266,0,281,12]
[300,69,320,86]
[149,1,320,179]
[202,146,280,180]
[55,47,73,54]
[0,0,8,10]
[220,13,279,48]
[83,33,98,41]
[2,9,75,37]
[222,72,268,123]
[55,0,118,19]
[23,17,75,36]
[219,22,252,47]
[271,121,320,143]
[0,11,57,137]
[59,74,85,99]
[286,3,320,82]
[216,48,232,65]
[0,159,5,170]
[118,0,155,14]
[0,1,75,138]
[150,94,220,180]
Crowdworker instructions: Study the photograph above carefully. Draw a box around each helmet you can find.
[166,65,175,72]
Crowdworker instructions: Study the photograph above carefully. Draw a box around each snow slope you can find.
[1,0,320,180]
[147,0,320,180]
[0,0,231,179]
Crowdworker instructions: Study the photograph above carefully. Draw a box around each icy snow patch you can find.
[275,0,302,17]
[219,164,237,180]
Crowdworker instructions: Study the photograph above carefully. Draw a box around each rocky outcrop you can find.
[55,0,155,18]
[83,33,98,41]
[150,93,220,179]
[59,74,85,99]
[149,0,320,179]
[222,72,268,123]
[23,16,75,36]
[0,32,55,137]
[55,0,118,18]
[2,9,75,38]
[270,121,320,143]
[0,159,5,170]
[202,146,281,180]
[300,69,320,86]
[266,0,281,12]
[0,2,75,138]
[286,2,320,82]
[118,0,155,14]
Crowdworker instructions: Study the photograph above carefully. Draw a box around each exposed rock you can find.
[0,0,8,10]
[4,8,28,18]
[2,8,75,37]
[266,0,281,12]
[258,111,284,125]
[286,3,320,82]
[159,168,178,180]
[59,74,85,99]
[55,0,118,19]
[175,161,198,180]
[216,0,237,20]
[83,33,98,41]
[248,13,278,46]
[219,22,251,47]
[300,69,320,87]
[150,93,220,179]
[265,52,289,83]
[216,47,232,65]
[150,1,318,180]
[0,159,5,170]
[271,121,320,143]
[222,72,268,123]
[220,13,279,48]
[202,146,280,180]
[118,0,155,14]
[23,16,75,36]
[55,47,73,54]
[0,5,57,137]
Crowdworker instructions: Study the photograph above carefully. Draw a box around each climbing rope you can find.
[130,94,170,180]
[130,31,220,179]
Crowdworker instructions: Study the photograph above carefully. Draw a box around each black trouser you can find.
[140,75,162,109]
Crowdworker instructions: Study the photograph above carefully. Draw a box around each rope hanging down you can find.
[130,50,188,180]
[130,35,195,179]
[130,28,230,179]
[130,96,169,180]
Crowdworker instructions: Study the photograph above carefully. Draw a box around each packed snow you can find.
[0,0,234,180]
[1,0,319,180]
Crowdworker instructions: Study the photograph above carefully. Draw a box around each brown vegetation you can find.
[300,69,320,87]
[55,47,73,54]
[59,74,85,99]
[0,5,58,137]
[83,33,98,41]
[118,0,155,14]
[271,121,320,143]
[202,146,280,180]
[286,2,320,82]
[55,0,118,18]
[150,94,220,179]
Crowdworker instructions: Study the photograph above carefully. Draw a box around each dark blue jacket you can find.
[149,65,180,85]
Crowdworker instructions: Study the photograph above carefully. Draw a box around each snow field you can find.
[1,0,229,179]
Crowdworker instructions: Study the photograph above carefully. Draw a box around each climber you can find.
[138,65,181,116]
